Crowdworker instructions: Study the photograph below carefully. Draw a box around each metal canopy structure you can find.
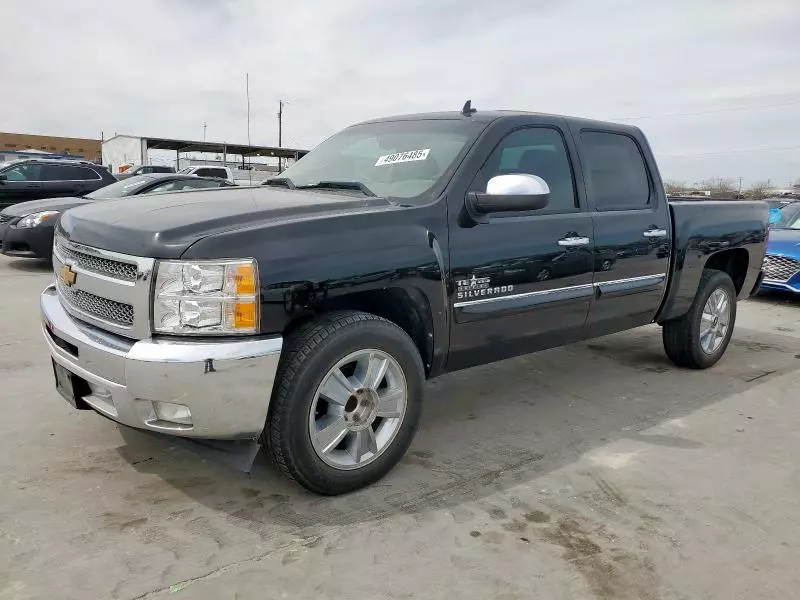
[142,137,308,159]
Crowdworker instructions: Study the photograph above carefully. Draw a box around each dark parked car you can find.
[41,107,768,494]
[0,173,233,259]
[115,164,176,180]
[0,158,116,210]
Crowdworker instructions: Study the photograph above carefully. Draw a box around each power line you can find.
[613,99,800,121]
[659,144,800,158]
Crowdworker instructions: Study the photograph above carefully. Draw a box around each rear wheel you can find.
[265,311,424,495]
[662,270,737,369]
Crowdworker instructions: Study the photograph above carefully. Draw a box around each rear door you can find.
[577,129,672,335]
[447,119,595,370]
[40,164,85,198]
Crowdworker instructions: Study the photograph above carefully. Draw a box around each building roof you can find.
[103,135,307,159]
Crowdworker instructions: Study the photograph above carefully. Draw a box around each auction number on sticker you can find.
[375,149,430,166]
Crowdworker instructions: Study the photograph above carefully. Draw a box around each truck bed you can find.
[658,200,769,322]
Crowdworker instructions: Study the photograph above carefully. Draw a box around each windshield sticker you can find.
[375,149,430,167]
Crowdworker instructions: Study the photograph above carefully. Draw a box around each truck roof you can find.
[356,110,642,135]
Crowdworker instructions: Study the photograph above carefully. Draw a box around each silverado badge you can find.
[60,264,77,287]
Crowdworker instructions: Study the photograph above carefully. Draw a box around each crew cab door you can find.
[576,129,672,335]
[447,119,594,370]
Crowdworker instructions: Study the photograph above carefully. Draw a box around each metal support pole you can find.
[277,100,283,173]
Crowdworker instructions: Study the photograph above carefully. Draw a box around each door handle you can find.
[642,228,667,238]
[558,236,590,247]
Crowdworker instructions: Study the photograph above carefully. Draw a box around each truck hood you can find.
[1,196,93,218]
[58,186,395,258]
[766,228,800,258]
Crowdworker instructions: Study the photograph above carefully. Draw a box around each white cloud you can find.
[2,0,799,184]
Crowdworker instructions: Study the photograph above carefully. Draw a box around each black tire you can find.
[662,269,737,369]
[265,310,424,495]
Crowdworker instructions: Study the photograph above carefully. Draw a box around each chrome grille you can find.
[763,254,800,282]
[55,239,137,281]
[56,279,134,326]
[0,215,12,224]
[53,235,155,339]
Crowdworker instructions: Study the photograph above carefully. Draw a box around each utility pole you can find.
[277,100,284,173]
[202,122,207,142]
[738,176,742,197]
[246,73,252,185]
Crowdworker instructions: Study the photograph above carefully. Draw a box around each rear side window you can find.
[580,131,651,210]
[75,167,100,180]
[195,168,227,179]
[41,164,78,181]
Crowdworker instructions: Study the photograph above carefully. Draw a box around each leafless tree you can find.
[745,181,771,200]
[697,177,736,198]
[664,180,687,195]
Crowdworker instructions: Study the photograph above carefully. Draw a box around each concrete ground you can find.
[1,254,799,600]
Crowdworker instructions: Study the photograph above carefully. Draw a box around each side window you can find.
[75,167,100,180]
[4,164,42,181]
[195,168,227,179]
[145,179,223,194]
[580,131,651,210]
[475,127,577,212]
[41,164,77,181]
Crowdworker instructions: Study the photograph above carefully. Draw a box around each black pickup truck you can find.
[41,107,768,494]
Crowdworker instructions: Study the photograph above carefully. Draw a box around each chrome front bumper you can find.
[40,284,283,439]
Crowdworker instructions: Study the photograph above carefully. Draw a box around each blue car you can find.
[761,202,800,293]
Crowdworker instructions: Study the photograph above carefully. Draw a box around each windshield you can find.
[771,203,800,229]
[86,175,156,199]
[275,119,485,201]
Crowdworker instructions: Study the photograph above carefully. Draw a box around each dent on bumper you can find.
[40,284,283,439]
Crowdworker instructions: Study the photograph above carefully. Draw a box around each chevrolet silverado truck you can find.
[41,107,769,494]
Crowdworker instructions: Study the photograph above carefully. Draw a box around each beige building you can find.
[0,132,101,161]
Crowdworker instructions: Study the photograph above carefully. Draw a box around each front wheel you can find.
[662,270,737,369]
[265,311,424,495]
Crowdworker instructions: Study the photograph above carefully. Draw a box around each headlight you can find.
[153,259,259,335]
[17,211,60,228]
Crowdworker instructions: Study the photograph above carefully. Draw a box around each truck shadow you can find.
[116,324,800,536]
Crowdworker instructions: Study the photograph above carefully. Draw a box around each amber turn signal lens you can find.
[233,301,257,330]
[235,264,256,295]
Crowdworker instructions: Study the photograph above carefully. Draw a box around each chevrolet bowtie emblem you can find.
[60,263,77,287]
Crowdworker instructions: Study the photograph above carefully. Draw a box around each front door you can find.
[577,130,672,335]
[447,123,594,370]
[0,162,43,208]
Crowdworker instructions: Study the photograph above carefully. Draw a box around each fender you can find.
[183,200,451,375]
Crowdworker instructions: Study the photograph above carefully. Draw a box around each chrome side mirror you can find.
[468,174,550,214]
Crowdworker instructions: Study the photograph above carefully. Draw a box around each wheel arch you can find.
[282,286,436,377]
[703,248,749,294]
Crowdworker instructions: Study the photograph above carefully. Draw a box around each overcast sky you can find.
[3,0,799,186]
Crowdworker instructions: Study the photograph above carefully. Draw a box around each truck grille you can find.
[56,279,134,326]
[762,254,800,282]
[53,234,155,339]
[55,238,138,281]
